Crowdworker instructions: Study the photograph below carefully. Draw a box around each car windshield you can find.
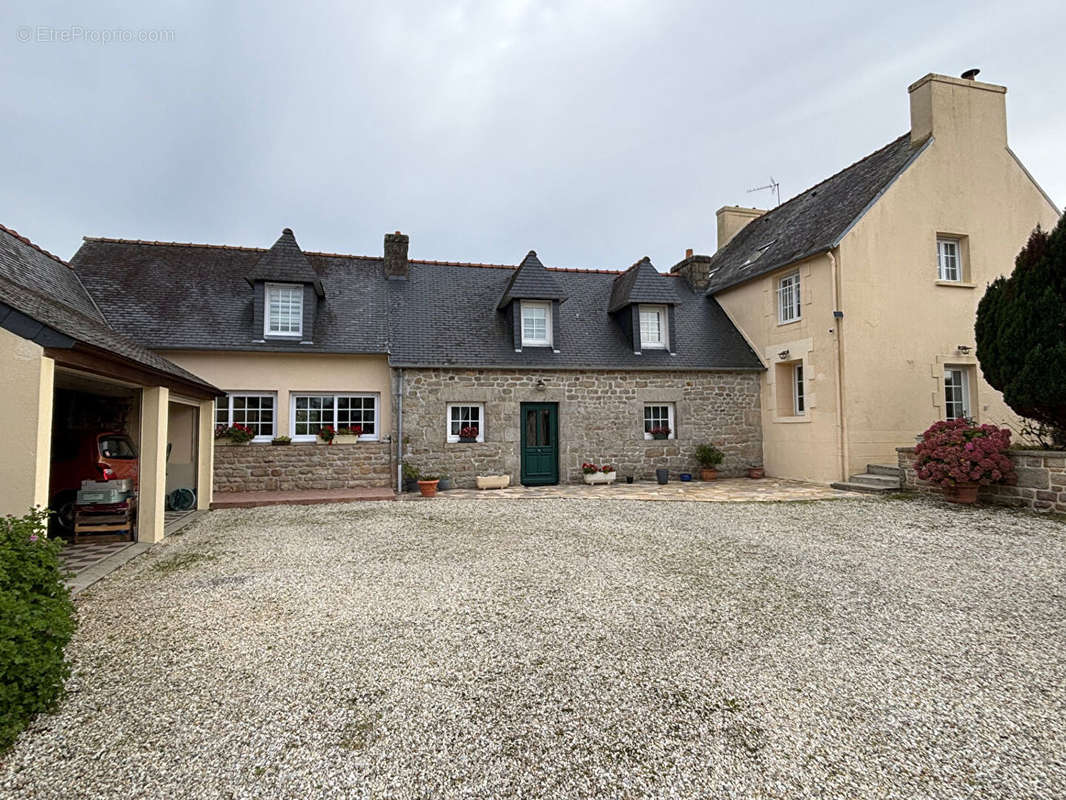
[99,436,136,459]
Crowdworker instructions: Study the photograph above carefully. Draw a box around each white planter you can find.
[583,471,617,485]
[476,474,511,490]
[215,439,250,447]
[333,435,360,445]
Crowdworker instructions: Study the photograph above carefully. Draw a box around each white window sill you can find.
[935,280,975,288]
[521,342,552,348]
[777,318,801,326]
[447,439,485,444]
[772,415,810,424]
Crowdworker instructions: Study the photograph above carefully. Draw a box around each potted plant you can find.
[334,425,363,444]
[458,425,479,443]
[438,474,454,491]
[694,443,725,480]
[417,476,440,497]
[402,463,420,493]
[914,419,1015,504]
[216,423,255,445]
[316,425,336,445]
[655,468,669,485]
[747,464,765,479]
[271,435,292,446]
[582,462,616,485]
[649,426,671,441]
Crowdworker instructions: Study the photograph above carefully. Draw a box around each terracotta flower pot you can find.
[945,481,979,504]
[417,479,439,498]
[699,468,718,481]
[747,467,765,479]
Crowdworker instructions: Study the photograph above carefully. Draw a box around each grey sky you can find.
[2,0,1063,270]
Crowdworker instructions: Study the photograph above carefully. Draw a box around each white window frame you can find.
[642,403,676,440]
[265,282,304,338]
[215,392,277,441]
[937,237,962,282]
[446,403,485,443]
[638,304,668,350]
[793,363,805,416]
[944,367,971,421]
[777,271,801,324]
[520,300,552,347]
[289,393,379,441]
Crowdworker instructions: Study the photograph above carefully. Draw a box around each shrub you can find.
[976,218,1066,441]
[913,419,1015,488]
[0,509,76,752]
[694,444,725,467]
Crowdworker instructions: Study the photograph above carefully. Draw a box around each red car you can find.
[49,431,139,534]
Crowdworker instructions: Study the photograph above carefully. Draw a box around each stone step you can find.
[830,480,899,495]
[848,473,900,489]
[866,463,901,477]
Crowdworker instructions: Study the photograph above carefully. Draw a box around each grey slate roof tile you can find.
[608,257,678,313]
[247,228,323,295]
[705,133,927,294]
[497,250,567,308]
[0,223,103,320]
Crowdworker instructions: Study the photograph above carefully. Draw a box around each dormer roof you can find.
[607,257,676,313]
[497,250,567,309]
[247,228,324,296]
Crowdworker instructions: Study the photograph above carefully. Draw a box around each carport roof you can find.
[0,226,219,396]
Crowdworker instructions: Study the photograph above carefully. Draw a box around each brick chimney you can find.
[908,70,1007,149]
[716,206,766,251]
[670,249,714,291]
[384,231,409,280]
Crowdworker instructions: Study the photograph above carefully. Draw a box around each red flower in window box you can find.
[649,426,671,440]
[317,425,336,444]
[459,426,479,442]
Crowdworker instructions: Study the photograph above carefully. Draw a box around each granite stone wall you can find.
[898,446,1066,512]
[398,368,762,488]
[213,441,392,492]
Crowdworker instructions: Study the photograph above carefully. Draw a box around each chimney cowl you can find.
[384,231,409,280]
[961,68,980,80]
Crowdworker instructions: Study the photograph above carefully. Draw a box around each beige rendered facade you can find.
[164,351,394,444]
[0,326,54,516]
[714,73,1060,483]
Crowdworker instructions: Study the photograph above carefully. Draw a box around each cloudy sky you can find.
[2,0,1063,270]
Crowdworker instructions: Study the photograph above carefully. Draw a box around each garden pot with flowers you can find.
[417,476,440,497]
[334,426,363,444]
[458,425,480,443]
[582,462,617,485]
[649,426,671,441]
[316,426,336,445]
[215,423,255,445]
[694,443,724,481]
[913,419,1015,504]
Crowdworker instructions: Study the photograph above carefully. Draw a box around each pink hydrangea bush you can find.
[914,419,1015,488]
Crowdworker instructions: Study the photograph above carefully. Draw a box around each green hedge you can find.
[0,509,77,752]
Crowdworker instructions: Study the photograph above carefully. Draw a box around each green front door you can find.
[520,403,559,486]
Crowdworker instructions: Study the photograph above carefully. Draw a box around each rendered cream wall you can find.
[0,327,53,516]
[838,76,1059,474]
[715,254,843,483]
[162,351,393,439]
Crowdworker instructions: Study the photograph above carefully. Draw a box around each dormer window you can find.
[638,305,668,349]
[521,300,552,347]
[265,282,303,337]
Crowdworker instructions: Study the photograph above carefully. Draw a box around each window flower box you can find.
[215,424,254,445]
[476,474,510,490]
[458,425,480,443]
[582,463,617,484]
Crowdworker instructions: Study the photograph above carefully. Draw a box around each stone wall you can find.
[398,368,762,488]
[898,447,1066,512]
[214,442,392,493]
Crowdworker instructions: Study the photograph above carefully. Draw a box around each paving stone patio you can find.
[427,477,865,503]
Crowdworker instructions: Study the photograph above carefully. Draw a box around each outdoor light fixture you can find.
[535,379,546,391]
[778,349,790,360]
[957,345,973,354]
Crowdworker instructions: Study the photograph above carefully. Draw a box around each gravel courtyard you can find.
[2,498,1064,799]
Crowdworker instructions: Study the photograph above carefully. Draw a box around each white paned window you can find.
[777,271,801,324]
[291,394,378,440]
[447,404,485,443]
[643,403,675,439]
[944,368,971,421]
[265,282,303,337]
[793,364,805,416]
[216,393,276,440]
[937,237,961,281]
[639,305,668,349]
[521,301,552,347]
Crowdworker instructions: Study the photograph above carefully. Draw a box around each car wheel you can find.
[51,491,77,535]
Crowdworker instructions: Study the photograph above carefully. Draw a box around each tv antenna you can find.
[747,177,780,207]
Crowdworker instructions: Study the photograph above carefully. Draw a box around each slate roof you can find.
[704,133,930,293]
[247,228,324,295]
[607,257,678,313]
[71,238,390,354]
[70,234,762,371]
[497,251,567,309]
[389,260,761,370]
[0,227,218,391]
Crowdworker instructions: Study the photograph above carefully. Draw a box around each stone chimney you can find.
[908,70,1007,149]
[384,231,409,280]
[670,250,714,291]
[716,206,766,251]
